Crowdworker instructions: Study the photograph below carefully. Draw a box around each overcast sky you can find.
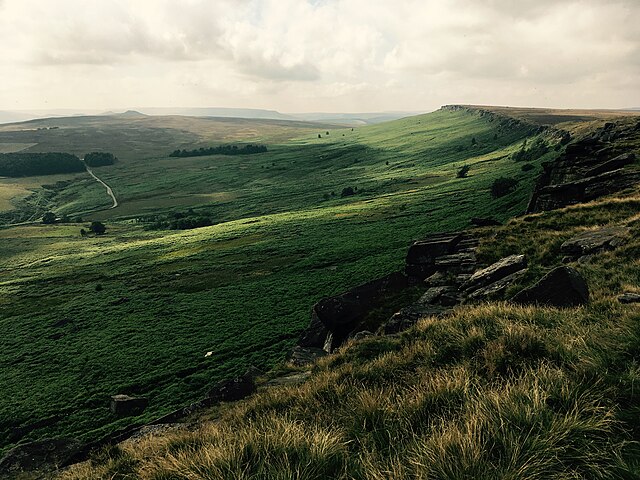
[0,0,638,113]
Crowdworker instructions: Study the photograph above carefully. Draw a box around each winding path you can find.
[83,160,118,209]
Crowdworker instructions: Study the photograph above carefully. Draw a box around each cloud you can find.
[0,0,638,111]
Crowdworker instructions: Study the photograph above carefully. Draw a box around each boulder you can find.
[383,304,447,335]
[462,254,527,293]
[560,227,629,256]
[619,293,640,304]
[309,271,408,350]
[350,330,374,341]
[434,252,477,273]
[110,395,148,416]
[470,217,502,227]
[511,266,589,307]
[208,374,256,402]
[289,346,327,366]
[405,233,463,279]
[0,439,80,474]
[467,269,528,301]
[419,286,463,307]
[297,315,329,349]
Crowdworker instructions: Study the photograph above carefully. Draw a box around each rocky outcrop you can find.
[471,217,502,227]
[462,254,527,293]
[405,232,479,279]
[527,120,640,213]
[298,271,409,352]
[511,266,589,307]
[110,395,148,416]
[560,227,629,258]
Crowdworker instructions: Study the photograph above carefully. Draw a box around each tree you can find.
[341,187,355,197]
[457,165,470,178]
[491,177,519,198]
[318,134,322,139]
[80,228,87,236]
[42,212,56,224]
[89,221,106,235]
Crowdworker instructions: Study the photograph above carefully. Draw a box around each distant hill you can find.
[137,107,295,121]
[289,111,418,125]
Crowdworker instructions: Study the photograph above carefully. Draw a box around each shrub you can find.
[491,177,518,198]
[42,212,56,224]
[84,152,117,167]
[89,221,106,235]
[341,187,355,197]
[521,163,535,172]
[457,165,470,178]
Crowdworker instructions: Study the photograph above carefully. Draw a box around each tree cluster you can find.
[84,152,117,167]
[169,144,267,158]
[0,152,83,177]
[491,177,519,198]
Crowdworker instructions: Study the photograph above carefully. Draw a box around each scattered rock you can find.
[470,217,502,227]
[383,304,447,334]
[462,254,527,293]
[265,372,311,387]
[511,266,589,307]
[467,269,528,301]
[0,438,80,474]
[207,374,256,402]
[560,227,629,256]
[289,346,327,366]
[619,293,640,304]
[419,286,463,307]
[110,395,148,416]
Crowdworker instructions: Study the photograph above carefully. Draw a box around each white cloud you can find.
[0,0,638,111]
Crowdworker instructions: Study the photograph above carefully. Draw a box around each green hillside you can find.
[1,108,553,454]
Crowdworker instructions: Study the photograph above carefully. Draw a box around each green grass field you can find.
[0,108,559,453]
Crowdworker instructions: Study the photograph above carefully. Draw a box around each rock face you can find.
[467,269,528,301]
[462,254,527,293]
[511,266,589,307]
[560,227,629,257]
[527,119,640,213]
[0,439,80,475]
[207,374,256,402]
[110,395,148,416]
[405,233,464,279]
[299,271,409,352]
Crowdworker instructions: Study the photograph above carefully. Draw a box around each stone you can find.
[418,286,463,307]
[383,304,447,334]
[309,271,408,351]
[265,372,311,387]
[434,252,477,273]
[207,374,256,402]
[583,153,636,177]
[462,254,527,293]
[618,293,640,304]
[560,227,629,256]
[467,269,527,301]
[350,330,374,341]
[511,266,589,307]
[424,271,449,287]
[405,233,463,279]
[297,315,329,349]
[470,217,502,227]
[289,346,328,366]
[110,395,148,416]
[0,439,80,474]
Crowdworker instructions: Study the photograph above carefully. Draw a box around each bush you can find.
[170,144,267,158]
[521,163,535,172]
[341,187,355,197]
[457,165,470,178]
[491,177,518,198]
[511,137,548,162]
[42,212,56,224]
[84,152,117,167]
[89,221,106,235]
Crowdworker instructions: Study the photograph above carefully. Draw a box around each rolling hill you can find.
[1,106,637,475]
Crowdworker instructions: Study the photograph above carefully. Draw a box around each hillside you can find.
[53,112,640,479]
[1,106,638,478]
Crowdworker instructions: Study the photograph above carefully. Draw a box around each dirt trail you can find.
[83,161,118,209]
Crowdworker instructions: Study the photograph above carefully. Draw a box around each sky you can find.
[0,0,638,113]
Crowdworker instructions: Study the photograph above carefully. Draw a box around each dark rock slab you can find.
[383,304,448,334]
[110,395,148,416]
[467,269,528,301]
[462,254,527,293]
[470,217,502,227]
[0,438,80,475]
[584,153,636,177]
[619,293,640,304]
[511,266,589,307]
[207,374,256,402]
[560,227,629,256]
[405,233,463,279]
[297,315,329,349]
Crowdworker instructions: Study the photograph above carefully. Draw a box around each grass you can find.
[1,107,634,463]
[60,186,640,479]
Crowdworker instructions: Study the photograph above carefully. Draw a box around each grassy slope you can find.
[62,184,640,480]
[1,108,553,454]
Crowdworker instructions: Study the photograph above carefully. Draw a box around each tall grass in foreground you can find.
[61,191,640,479]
